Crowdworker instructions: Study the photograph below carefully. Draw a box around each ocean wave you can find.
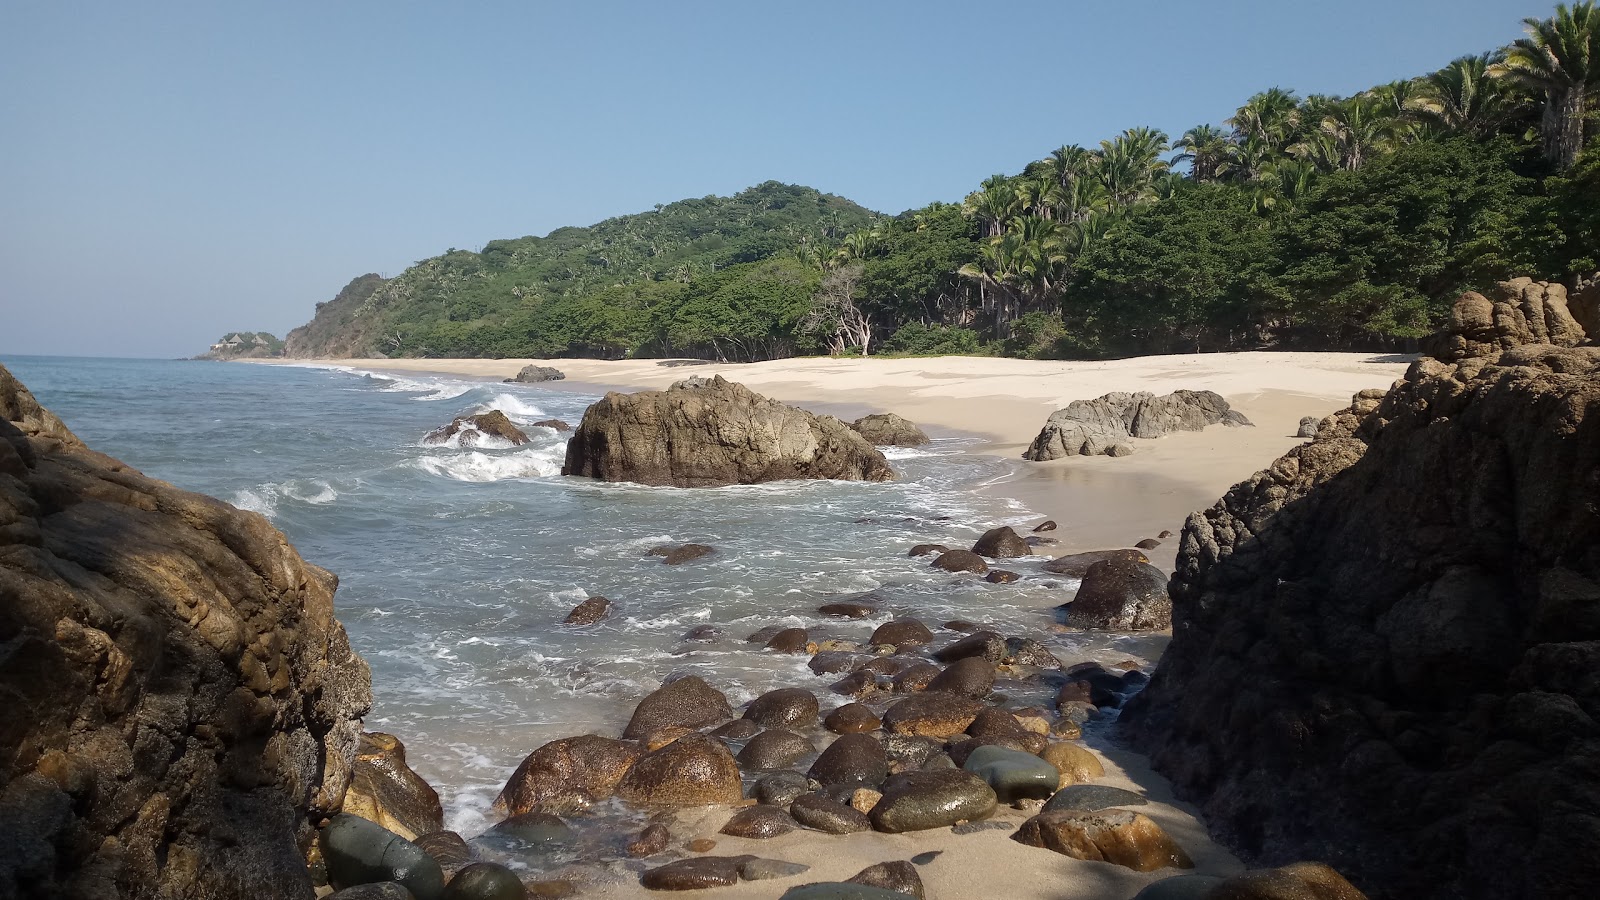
[229,478,339,518]
[473,393,548,423]
[418,423,522,451]
[412,446,564,482]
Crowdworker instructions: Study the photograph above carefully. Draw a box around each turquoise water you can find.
[3,355,1156,836]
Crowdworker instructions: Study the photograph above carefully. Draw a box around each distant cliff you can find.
[282,273,388,359]
[1122,278,1600,899]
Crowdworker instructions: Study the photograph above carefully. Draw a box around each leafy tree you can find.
[1492,2,1600,168]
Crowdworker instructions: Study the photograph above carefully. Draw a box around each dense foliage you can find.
[284,4,1600,361]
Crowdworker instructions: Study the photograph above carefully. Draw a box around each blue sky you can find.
[0,0,1553,358]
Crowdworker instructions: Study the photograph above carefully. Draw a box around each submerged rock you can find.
[649,543,716,565]
[849,413,930,447]
[971,526,1031,559]
[930,549,988,574]
[562,376,893,486]
[423,410,532,446]
[562,595,612,625]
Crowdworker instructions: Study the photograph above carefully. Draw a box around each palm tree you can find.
[1411,53,1512,137]
[1228,88,1301,152]
[1250,158,1318,214]
[1097,127,1170,207]
[1491,2,1600,168]
[962,175,1020,238]
[1174,125,1234,182]
[1292,95,1403,172]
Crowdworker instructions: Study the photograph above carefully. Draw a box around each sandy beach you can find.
[248,351,1413,897]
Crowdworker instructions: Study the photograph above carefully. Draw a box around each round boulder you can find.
[765,627,811,654]
[930,550,988,575]
[737,729,816,770]
[808,733,889,788]
[1061,556,1172,631]
[623,676,734,740]
[962,744,1060,804]
[616,734,743,807]
[972,526,1031,559]
[320,814,445,900]
[881,693,984,739]
[869,619,934,649]
[494,735,642,816]
[442,862,528,900]
[869,770,998,833]
[924,657,995,699]
[1012,809,1193,872]
[1040,742,1105,788]
[850,413,930,447]
[563,596,612,626]
[934,631,1006,664]
[720,805,798,839]
[745,687,821,728]
[790,793,872,834]
[825,703,882,734]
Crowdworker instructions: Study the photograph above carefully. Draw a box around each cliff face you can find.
[282,274,388,359]
[0,364,372,899]
[1122,278,1600,900]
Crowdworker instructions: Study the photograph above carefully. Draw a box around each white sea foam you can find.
[229,479,339,518]
[475,393,547,422]
[413,446,564,482]
[419,423,520,451]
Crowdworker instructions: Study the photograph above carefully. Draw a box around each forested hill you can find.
[284,4,1600,362]
[282,182,876,360]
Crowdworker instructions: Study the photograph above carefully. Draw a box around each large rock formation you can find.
[1122,280,1598,899]
[561,376,894,487]
[1426,276,1588,361]
[848,413,929,447]
[1023,390,1251,461]
[0,364,372,899]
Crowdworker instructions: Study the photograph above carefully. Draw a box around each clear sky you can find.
[0,0,1554,358]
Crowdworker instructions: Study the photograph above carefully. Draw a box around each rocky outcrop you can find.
[504,365,565,384]
[341,733,443,841]
[421,410,531,447]
[1426,276,1588,362]
[848,413,929,447]
[1023,390,1251,461]
[1122,281,1598,899]
[561,376,894,487]
[0,363,372,899]
[1059,556,1172,631]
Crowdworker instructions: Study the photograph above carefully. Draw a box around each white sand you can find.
[250,351,1413,897]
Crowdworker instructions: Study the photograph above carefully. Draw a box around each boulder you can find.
[849,413,930,447]
[531,418,572,432]
[616,734,744,807]
[649,543,716,565]
[825,703,882,734]
[1033,520,1057,532]
[640,856,745,890]
[1122,286,1600,899]
[1043,784,1149,813]
[924,657,995,699]
[906,544,948,558]
[1296,416,1320,438]
[881,693,985,739]
[790,793,872,834]
[962,745,1060,804]
[321,814,446,900]
[1040,742,1105,788]
[413,830,475,881]
[764,627,811,654]
[1060,556,1172,630]
[889,664,939,693]
[1042,548,1149,577]
[1004,638,1060,669]
[1012,809,1193,872]
[561,376,894,486]
[985,569,1020,584]
[623,676,734,740]
[1204,862,1368,900]
[423,410,532,446]
[934,631,1006,664]
[929,549,988,574]
[809,733,889,788]
[442,862,528,900]
[846,861,924,899]
[745,687,821,728]
[562,595,612,625]
[971,526,1031,559]
[1024,389,1250,460]
[869,770,998,833]
[819,600,878,618]
[960,708,1047,757]
[505,364,565,383]
[869,619,934,649]
[721,805,798,839]
[754,771,810,807]
[343,732,445,841]
[737,729,815,770]
[0,364,371,899]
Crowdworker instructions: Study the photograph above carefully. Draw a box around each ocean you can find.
[2,355,1162,838]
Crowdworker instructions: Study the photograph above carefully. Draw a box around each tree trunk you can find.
[1546,86,1587,170]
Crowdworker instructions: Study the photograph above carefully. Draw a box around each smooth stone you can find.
[741,858,812,881]
[934,631,1006,664]
[824,703,882,734]
[985,570,1020,584]
[810,651,871,675]
[780,885,919,900]
[442,862,528,900]
[924,657,995,699]
[818,601,879,618]
[961,708,1047,757]
[951,820,1014,835]
[890,664,940,693]
[640,856,745,890]
[808,733,888,787]
[413,831,474,878]
[711,719,763,741]
[747,625,787,643]
[1135,538,1162,550]
[930,550,988,574]
[321,814,445,900]
[484,813,571,846]
[881,734,943,772]
[881,692,984,738]
[1041,548,1148,577]
[1040,742,1105,788]
[738,729,816,770]
[745,687,821,728]
[720,805,798,839]
[1043,784,1150,813]
[790,793,872,834]
[766,627,812,654]
[1012,809,1194,871]
[869,770,998,833]
[846,861,924,899]
[907,544,948,557]
[328,886,415,900]
[1130,875,1226,900]
[971,526,1031,559]
[831,670,881,697]
[754,771,811,807]
[962,745,1060,804]
[1033,520,1057,532]
[616,734,744,807]
[627,823,672,858]
[869,619,934,649]
[651,543,716,565]
[623,676,734,740]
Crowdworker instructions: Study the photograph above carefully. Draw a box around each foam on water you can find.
[475,393,548,422]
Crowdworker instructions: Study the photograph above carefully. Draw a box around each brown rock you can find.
[736,729,815,770]
[963,708,1047,755]
[764,627,811,654]
[907,543,949,558]
[930,549,988,574]
[342,732,443,841]
[0,364,371,899]
[719,805,797,839]
[623,676,734,740]
[1042,548,1149,577]
[934,631,1007,664]
[650,543,716,565]
[688,838,718,853]
[790,793,872,834]
[422,409,532,446]
[810,651,871,675]
[1206,862,1369,900]
[563,595,612,625]
[882,693,985,738]
[1061,556,1171,631]
[925,657,995,699]
[627,823,671,857]
[830,670,880,698]
[640,856,743,890]
[825,703,882,734]
[890,664,940,693]
[808,733,889,787]
[616,734,744,807]
[1034,520,1057,532]
[562,376,894,486]
[1041,742,1105,788]
[869,770,998,833]
[744,687,820,728]
[1013,809,1193,871]
[412,830,474,880]
[849,412,930,446]
[972,526,1031,559]
[869,619,934,649]
[818,601,878,618]
[847,861,925,899]
[985,569,1020,584]
[531,418,572,432]
[495,735,642,815]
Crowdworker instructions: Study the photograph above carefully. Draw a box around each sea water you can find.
[3,355,1161,836]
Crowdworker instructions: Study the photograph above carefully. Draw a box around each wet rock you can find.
[1135,538,1162,550]
[942,620,981,633]
[1131,875,1227,900]
[870,770,998,833]
[328,885,415,900]
[442,862,528,900]
[745,687,821,728]
[741,858,813,880]
[830,670,881,697]
[616,734,744,807]
[1033,520,1057,532]
[746,625,788,643]
[688,838,718,853]
[890,663,940,693]
[846,861,925,899]
[962,745,1060,804]
[1024,535,1059,547]
[962,708,1047,756]
[848,787,884,814]
[423,410,532,447]
[1043,784,1149,813]
[925,657,995,699]
[1205,862,1368,899]
[627,823,672,857]
[780,885,919,899]
[930,549,988,574]
[321,814,446,900]
[1012,809,1193,872]
[808,733,889,787]
[506,364,565,383]
[640,856,745,890]
[985,570,1020,584]
[972,526,1031,559]
[531,418,572,432]
[563,377,894,486]
[810,651,871,675]
[818,601,878,618]
[563,596,612,626]
[754,771,810,807]
[343,732,445,842]
[859,655,919,678]
[495,735,642,815]
[765,627,812,654]
[850,413,930,447]
[934,631,1007,664]
[623,676,734,740]
[1004,638,1060,669]
[882,693,985,738]
[881,735,943,773]
[414,831,475,880]
[1060,556,1171,631]
[869,619,934,649]
[650,543,716,565]
[483,812,571,846]
[825,703,882,734]
[1040,742,1105,788]
[721,805,798,839]
[1041,548,1149,577]
[907,544,949,558]
[1157,529,1172,538]
[790,793,872,834]
[738,729,816,770]
[712,719,763,741]
[682,624,721,642]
